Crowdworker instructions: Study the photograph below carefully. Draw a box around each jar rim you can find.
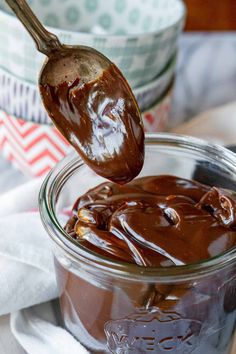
[39,133,236,282]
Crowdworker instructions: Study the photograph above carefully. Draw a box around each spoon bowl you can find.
[5,0,144,183]
[39,46,144,183]
[39,46,110,88]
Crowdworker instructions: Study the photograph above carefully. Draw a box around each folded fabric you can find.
[0,101,235,354]
[11,304,89,354]
[0,178,43,217]
[0,212,58,316]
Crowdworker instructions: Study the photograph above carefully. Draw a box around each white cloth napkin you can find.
[11,304,88,354]
[0,101,236,354]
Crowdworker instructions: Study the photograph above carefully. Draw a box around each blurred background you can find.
[0,0,235,180]
[185,0,236,30]
[0,2,236,353]
[171,0,236,124]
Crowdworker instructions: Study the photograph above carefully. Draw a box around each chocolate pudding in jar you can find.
[40,134,236,354]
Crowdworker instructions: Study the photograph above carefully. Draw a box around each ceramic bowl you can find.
[135,54,176,111]
[142,85,173,132]
[0,53,176,123]
[0,85,173,177]
[0,0,185,87]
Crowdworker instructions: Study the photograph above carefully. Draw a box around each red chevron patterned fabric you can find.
[0,93,171,177]
[0,112,71,177]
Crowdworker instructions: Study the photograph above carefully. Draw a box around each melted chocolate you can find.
[65,175,236,267]
[40,64,144,184]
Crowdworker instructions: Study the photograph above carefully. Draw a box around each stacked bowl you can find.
[0,0,186,176]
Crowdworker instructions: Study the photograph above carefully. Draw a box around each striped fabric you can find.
[0,112,71,177]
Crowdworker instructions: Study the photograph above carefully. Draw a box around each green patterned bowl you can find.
[0,0,185,88]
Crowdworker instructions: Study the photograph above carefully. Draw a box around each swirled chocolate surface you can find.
[65,175,236,267]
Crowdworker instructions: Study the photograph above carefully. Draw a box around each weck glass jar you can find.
[39,133,236,354]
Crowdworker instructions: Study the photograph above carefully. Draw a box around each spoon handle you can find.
[5,0,62,56]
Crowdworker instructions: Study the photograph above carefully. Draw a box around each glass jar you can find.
[39,133,236,354]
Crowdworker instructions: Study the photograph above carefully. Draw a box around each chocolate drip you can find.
[40,64,144,184]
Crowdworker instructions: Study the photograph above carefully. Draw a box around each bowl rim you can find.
[0,0,186,40]
[134,53,176,94]
[142,82,174,113]
[0,80,173,126]
[0,51,176,91]
[0,65,39,88]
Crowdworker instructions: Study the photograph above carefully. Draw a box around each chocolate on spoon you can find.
[6,0,144,184]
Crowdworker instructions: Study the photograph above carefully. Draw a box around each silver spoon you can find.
[5,0,144,184]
